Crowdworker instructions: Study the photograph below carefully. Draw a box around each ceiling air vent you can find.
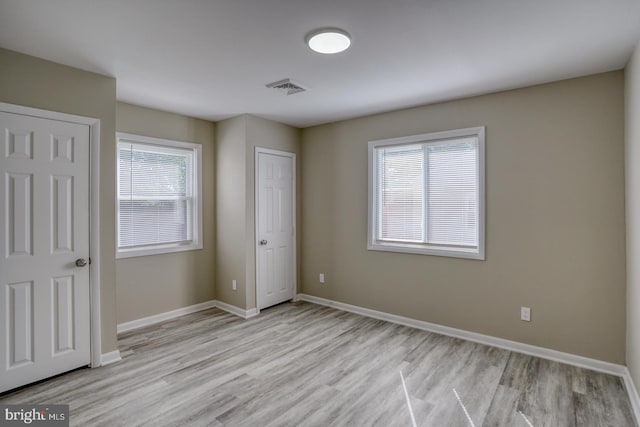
[266,78,307,95]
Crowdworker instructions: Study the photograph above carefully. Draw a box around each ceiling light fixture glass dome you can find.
[306,28,351,54]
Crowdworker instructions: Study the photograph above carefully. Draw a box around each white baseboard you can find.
[215,300,259,319]
[117,300,217,334]
[623,368,640,425]
[297,294,626,377]
[100,350,122,366]
[117,300,259,335]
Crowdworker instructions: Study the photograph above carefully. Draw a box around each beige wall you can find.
[1,48,630,369]
[301,72,626,363]
[115,102,216,323]
[216,115,301,310]
[0,48,118,352]
[216,116,248,308]
[626,42,640,391]
[245,116,302,309]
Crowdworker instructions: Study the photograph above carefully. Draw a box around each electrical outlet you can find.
[319,273,325,284]
[232,279,237,291]
[521,306,531,322]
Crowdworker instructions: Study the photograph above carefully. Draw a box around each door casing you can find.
[0,102,102,368]
[254,147,297,313]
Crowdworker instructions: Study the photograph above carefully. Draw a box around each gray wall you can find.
[626,41,640,393]
[115,102,216,323]
[301,72,626,363]
[0,48,119,353]
[216,115,301,310]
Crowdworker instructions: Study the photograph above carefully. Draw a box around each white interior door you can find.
[256,150,295,310]
[0,111,91,393]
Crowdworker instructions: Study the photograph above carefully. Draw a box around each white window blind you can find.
[369,127,485,259]
[377,144,424,242]
[426,139,478,246]
[116,133,202,258]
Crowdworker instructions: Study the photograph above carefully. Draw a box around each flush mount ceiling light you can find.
[306,28,351,54]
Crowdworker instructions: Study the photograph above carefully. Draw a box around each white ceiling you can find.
[1,0,640,128]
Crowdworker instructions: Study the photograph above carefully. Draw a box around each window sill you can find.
[367,241,484,260]
[116,242,203,259]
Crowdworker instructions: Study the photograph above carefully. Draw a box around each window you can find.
[368,127,485,259]
[116,133,202,258]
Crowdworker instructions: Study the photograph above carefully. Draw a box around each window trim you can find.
[367,126,485,260]
[116,132,203,259]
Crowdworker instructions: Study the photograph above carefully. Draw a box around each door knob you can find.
[75,258,88,267]
[259,240,268,246]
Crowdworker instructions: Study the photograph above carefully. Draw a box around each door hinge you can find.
[88,257,92,265]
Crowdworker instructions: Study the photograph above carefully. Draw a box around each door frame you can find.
[254,147,296,313]
[0,102,103,368]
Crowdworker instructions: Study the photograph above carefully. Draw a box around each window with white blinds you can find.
[116,133,202,258]
[368,127,485,259]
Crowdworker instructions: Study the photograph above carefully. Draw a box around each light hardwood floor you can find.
[1,301,637,426]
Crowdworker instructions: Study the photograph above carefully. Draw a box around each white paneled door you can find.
[256,150,295,310]
[0,111,91,393]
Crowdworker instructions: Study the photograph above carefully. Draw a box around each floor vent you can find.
[266,78,307,95]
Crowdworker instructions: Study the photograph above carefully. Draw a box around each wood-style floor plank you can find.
[0,301,636,427]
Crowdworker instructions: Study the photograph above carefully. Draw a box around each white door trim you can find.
[0,102,102,368]
[254,147,296,313]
